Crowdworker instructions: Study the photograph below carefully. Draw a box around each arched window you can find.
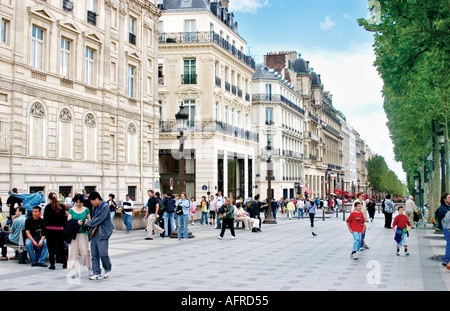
[127,122,138,164]
[29,102,46,157]
[58,108,73,159]
[84,113,97,161]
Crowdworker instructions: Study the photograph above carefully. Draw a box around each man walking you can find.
[144,190,164,240]
[86,192,114,280]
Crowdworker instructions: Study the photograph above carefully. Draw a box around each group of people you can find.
[0,190,113,280]
[345,191,450,266]
[2,188,450,279]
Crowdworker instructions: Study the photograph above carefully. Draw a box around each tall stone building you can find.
[0,0,162,202]
[263,51,347,199]
[252,63,306,200]
[157,0,257,200]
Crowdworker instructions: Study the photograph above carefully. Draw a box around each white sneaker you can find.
[217,236,223,240]
[230,236,236,240]
[89,274,102,280]
[103,270,110,279]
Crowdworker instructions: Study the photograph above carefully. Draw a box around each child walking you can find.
[393,206,411,256]
[346,201,366,260]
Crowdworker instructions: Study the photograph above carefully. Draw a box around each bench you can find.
[5,229,27,264]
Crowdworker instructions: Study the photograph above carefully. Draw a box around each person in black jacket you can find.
[251,194,262,232]
[43,192,67,270]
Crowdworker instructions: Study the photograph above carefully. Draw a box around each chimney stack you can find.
[221,0,229,8]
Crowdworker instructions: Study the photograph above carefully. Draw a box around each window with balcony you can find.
[87,0,96,25]
[63,0,73,13]
[183,59,196,84]
[183,100,196,128]
[265,108,274,125]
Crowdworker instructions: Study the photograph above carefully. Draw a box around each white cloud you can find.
[228,0,269,13]
[319,16,336,31]
[299,43,406,181]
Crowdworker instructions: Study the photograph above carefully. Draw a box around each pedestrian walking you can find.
[143,190,164,240]
[383,194,394,229]
[307,198,316,228]
[251,194,262,232]
[392,206,411,256]
[107,194,117,225]
[176,193,190,241]
[163,193,176,237]
[438,193,450,267]
[214,191,225,229]
[43,192,67,270]
[346,201,366,260]
[209,195,216,226]
[67,194,92,277]
[200,196,208,225]
[217,198,236,240]
[352,192,369,250]
[404,195,419,228]
[367,197,376,222]
[297,198,305,219]
[190,197,197,225]
[85,191,114,280]
[286,198,295,220]
[121,194,134,234]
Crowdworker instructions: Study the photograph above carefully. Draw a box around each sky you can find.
[228,0,407,182]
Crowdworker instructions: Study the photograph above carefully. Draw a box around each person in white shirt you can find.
[233,202,252,229]
[297,198,305,219]
[209,195,216,226]
[121,194,134,234]
[64,193,74,208]
[214,192,225,229]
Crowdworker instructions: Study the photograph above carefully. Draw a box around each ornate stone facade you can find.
[0,0,162,202]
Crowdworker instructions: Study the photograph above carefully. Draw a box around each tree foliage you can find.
[368,154,406,196]
[358,0,450,192]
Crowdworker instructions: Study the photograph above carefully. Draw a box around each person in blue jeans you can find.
[438,193,450,267]
[25,206,49,267]
[163,193,176,237]
[200,196,209,225]
[176,192,190,241]
[121,194,134,234]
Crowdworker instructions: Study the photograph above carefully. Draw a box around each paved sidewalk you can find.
[0,211,448,291]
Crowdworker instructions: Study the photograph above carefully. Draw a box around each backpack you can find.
[246,199,253,211]
[433,209,443,230]
[164,198,175,214]
[442,211,450,230]
[157,199,165,217]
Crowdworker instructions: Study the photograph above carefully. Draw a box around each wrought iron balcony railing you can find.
[159,31,256,70]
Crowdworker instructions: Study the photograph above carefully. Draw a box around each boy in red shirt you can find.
[393,206,411,256]
[346,201,366,260]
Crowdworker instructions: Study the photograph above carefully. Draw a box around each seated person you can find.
[0,207,27,260]
[233,203,252,230]
[25,206,48,267]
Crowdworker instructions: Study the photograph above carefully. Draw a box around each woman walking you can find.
[217,198,236,240]
[43,192,67,270]
[67,194,92,277]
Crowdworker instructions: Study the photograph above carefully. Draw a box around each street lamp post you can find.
[175,104,189,194]
[264,143,277,224]
[171,104,194,239]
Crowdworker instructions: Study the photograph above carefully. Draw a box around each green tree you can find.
[358,0,450,193]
